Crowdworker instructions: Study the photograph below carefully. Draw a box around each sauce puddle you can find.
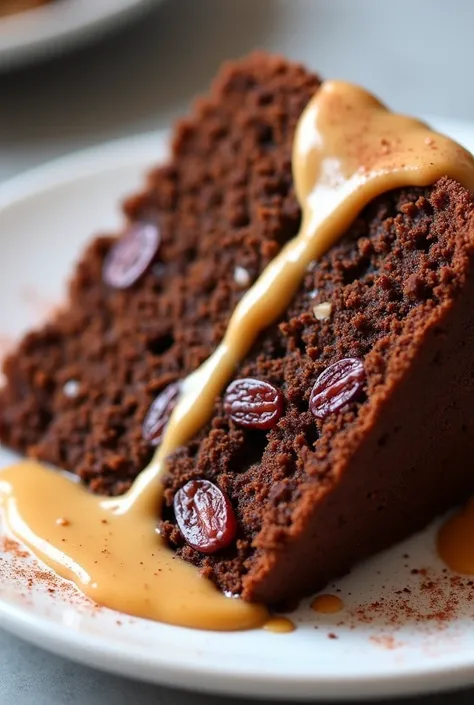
[263,616,295,634]
[311,594,344,614]
[438,499,474,575]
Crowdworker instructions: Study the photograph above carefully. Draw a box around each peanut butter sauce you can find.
[263,616,295,633]
[311,594,344,614]
[437,499,474,575]
[2,81,474,630]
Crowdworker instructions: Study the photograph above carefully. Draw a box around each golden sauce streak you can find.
[263,616,295,634]
[311,594,344,614]
[2,81,474,630]
[437,499,474,574]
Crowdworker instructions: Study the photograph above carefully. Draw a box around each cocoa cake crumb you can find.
[0,53,320,497]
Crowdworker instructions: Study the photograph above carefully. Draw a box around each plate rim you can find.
[0,0,164,70]
[0,129,167,209]
[3,590,474,701]
[2,123,474,700]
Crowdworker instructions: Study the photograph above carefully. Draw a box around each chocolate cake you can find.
[2,53,474,607]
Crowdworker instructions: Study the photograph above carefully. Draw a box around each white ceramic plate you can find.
[0,0,163,70]
[1,119,474,701]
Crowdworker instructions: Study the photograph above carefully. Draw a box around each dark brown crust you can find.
[0,53,320,495]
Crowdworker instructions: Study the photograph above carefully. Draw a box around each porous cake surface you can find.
[0,53,320,495]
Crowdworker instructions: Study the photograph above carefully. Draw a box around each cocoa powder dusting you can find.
[369,635,403,650]
[0,534,92,609]
[346,567,474,633]
[2,537,29,559]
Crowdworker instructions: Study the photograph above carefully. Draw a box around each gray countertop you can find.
[1,0,474,702]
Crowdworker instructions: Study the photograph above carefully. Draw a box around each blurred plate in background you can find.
[0,0,164,70]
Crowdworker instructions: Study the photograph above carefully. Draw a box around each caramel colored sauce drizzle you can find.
[2,81,474,630]
[263,616,296,634]
[437,499,474,574]
[0,461,267,630]
[311,594,344,614]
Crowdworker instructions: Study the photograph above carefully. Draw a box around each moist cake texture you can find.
[2,53,474,607]
[0,54,320,495]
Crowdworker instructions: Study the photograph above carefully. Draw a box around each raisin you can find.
[173,480,237,554]
[223,377,284,430]
[103,223,160,289]
[309,358,365,419]
[142,382,180,446]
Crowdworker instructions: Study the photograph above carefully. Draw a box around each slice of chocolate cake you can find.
[2,52,474,612]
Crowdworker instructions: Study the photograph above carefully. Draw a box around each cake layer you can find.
[161,177,474,603]
[0,54,320,495]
